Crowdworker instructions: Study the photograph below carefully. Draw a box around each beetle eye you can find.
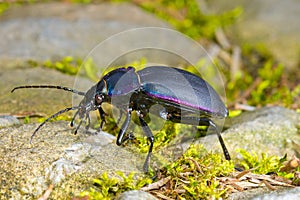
[95,94,102,104]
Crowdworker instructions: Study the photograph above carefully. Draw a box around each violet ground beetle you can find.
[11,66,231,172]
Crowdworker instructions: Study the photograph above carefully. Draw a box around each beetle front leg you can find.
[138,113,154,173]
[70,110,79,127]
[116,108,132,145]
[98,107,106,130]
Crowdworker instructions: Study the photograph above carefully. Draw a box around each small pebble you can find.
[116,190,158,200]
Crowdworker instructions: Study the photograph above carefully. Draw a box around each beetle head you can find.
[76,81,108,119]
[71,82,106,131]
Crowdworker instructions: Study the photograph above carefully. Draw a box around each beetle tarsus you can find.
[98,107,106,130]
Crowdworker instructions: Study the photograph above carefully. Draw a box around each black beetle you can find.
[11,66,230,172]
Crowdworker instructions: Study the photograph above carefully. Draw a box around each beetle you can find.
[11,66,230,172]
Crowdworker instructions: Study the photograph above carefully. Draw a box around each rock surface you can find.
[1,1,299,199]
[0,121,146,198]
[0,2,169,62]
[199,106,300,160]
[0,115,20,128]
[116,190,158,200]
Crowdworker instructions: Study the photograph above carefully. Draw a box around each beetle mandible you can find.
[11,66,231,172]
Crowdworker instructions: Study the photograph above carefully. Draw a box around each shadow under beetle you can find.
[11,66,231,172]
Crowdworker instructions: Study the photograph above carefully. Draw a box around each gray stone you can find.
[198,106,300,159]
[0,115,20,128]
[252,186,300,200]
[0,2,169,62]
[0,121,145,199]
[116,190,158,200]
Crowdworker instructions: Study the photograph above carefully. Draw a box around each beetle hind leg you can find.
[205,119,231,161]
[188,117,231,161]
[166,114,231,161]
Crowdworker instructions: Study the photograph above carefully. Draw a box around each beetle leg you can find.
[195,118,231,161]
[70,110,79,127]
[116,111,124,125]
[74,119,83,135]
[98,107,106,130]
[166,114,231,161]
[206,119,231,161]
[85,114,91,132]
[138,113,154,172]
[181,117,230,161]
[121,131,136,143]
[116,108,132,146]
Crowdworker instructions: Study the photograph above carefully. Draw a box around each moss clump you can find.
[157,144,234,199]
[77,147,300,199]
[225,59,300,109]
[236,149,300,180]
[236,148,286,174]
[124,0,242,40]
[78,171,152,199]
[78,144,234,199]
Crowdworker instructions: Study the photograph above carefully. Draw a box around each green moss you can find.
[236,149,300,180]
[76,146,300,199]
[79,171,152,199]
[161,144,234,199]
[226,58,299,108]
[124,0,242,40]
[0,2,9,15]
[23,116,31,124]
[236,148,285,174]
[40,56,81,75]
[78,144,234,199]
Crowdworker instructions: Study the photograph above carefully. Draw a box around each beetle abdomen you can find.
[138,66,228,117]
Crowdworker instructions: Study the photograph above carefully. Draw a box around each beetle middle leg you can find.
[137,113,154,172]
[116,108,154,172]
[98,107,106,130]
[116,108,132,146]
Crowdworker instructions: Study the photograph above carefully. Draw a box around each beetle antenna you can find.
[30,106,81,144]
[11,85,85,96]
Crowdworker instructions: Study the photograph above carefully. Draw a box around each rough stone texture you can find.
[0,2,169,62]
[252,186,300,200]
[0,67,85,116]
[116,190,158,200]
[0,115,20,128]
[198,106,300,160]
[0,121,146,199]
